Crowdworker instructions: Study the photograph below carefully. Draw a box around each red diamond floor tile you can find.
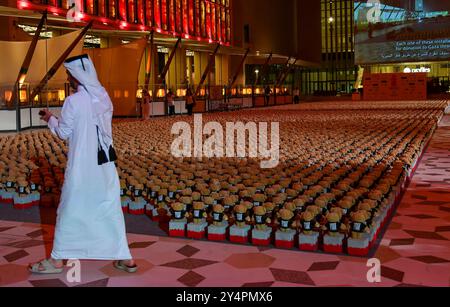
[178,271,206,287]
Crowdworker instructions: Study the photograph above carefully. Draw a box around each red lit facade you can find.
[18,0,231,44]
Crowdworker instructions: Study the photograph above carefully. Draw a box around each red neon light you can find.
[138,1,144,24]
[161,0,167,30]
[169,0,175,32]
[183,0,188,34]
[188,0,194,35]
[154,0,161,28]
[18,1,30,9]
[206,2,212,39]
[211,4,216,41]
[16,0,231,45]
[176,0,182,33]
[119,0,126,20]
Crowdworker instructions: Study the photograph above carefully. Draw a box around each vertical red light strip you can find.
[188,0,194,35]
[138,0,144,24]
[128,1,135,22]
[161,0,167,30]
[176,0,182,33]
[169,0,175,32]
[206,1,211,39]
[119,0,126,20]
[146,0,153,26]
[196,0,201,37]
[217,5,221,42]
[154,0,161,28]
[182,0,188,34]
[98,0,105,16]
[220,7,226,41]
[211,2,216,41]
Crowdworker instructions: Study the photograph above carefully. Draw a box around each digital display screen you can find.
[355,0,450,64]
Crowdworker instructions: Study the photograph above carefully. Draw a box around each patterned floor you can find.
[1,117,450,287]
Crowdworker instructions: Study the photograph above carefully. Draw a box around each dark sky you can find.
[362,0,450,12]
[423,0,450,12]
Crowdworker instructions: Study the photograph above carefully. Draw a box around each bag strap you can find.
[96,126,102,151]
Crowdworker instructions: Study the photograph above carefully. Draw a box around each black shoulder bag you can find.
[96,126,118,165]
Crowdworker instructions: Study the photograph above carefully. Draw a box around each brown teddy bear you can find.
[252,193,266,207]
[234,204,249,228]
[324,212,346,236]
[350,210,371,239]
[210,204,228,226]
[253,206,271,231]
[191,202,207,224]
[277,209,294,232]
[299,211,319,235]
[171,202,187,220]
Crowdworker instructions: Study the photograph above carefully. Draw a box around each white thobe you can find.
[48,87,132,260]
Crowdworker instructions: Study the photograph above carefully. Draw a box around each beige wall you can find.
[232,0,320,63]
[85,38,147,116]
[167,47,187,90]
[0,30,84,86]
[232,0,296,56]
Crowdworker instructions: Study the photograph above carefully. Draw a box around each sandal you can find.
[29,259,64,274]
[113,260,138,273]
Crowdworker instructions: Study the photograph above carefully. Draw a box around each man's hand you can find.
[39,109,53,122]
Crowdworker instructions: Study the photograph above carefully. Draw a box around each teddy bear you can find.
[349,210,371,239]
[233,204,249,228]
[170,202,188,221]
[168,184,178,199]
[252,206,271,231]
[323,212,346,236]
[3,177,17,203]
[221,195,236,215]
[338,197,354,216]
[293,197,306,214]
[13,179,32,209]
[28,179,41,207]
[277,209,295,232]
[190,201,208,224]
[306,204,326,224]
[210,204,228,226]
[299,210,320,235]
[252,193,266,207]
[129,183,147,215]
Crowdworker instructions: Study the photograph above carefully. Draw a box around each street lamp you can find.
[328,16,335,92]
[255,69,260,84]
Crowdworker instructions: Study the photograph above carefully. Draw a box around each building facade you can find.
[300,0,356,96]
[17,0,232,45]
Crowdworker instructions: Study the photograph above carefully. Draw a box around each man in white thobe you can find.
[29,54,137,274]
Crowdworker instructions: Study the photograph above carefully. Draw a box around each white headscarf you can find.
[63,54,113,148]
